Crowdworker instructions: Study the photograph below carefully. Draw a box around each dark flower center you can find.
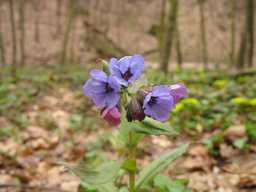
[105,83,114,93]
[122,68,133,81]
[148,96,157,106]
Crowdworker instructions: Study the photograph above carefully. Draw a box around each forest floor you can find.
[0,64,256,192]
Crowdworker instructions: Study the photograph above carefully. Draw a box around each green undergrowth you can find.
[0,65,255,151]
[147,68,256,155]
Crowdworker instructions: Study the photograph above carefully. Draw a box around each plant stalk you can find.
[128,131,136,192]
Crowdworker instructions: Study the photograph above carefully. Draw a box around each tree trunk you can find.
[69,20,76,64]
[56,0,62,36]
[230,0,237,67]
[175,25,183,69]
[9,0,17,79]
[160,0,178,74]
[237,0,254,69]
[34,1,40,43]
[198,0,208,70]
[19,0,25,66]
[175,0,182,69]
[159,0,167,60]
[237,29,247,69]
[60,0,75,65]
[0,9,6,66]
[247,0,254,67]
[0,29,5,66]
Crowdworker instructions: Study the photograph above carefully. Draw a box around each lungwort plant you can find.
[66,54,189,192]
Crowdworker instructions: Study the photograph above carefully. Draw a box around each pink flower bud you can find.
[169,83,187,103]
[101,107,121,126]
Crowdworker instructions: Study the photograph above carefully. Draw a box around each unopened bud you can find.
[98,59,110,74]
[137,89,150,104]
[101,107,121,126]
[126,97,145,122]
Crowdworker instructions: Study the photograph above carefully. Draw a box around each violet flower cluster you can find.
[83,54,187,125]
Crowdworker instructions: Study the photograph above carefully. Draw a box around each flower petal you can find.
[105,92,120,108]
[115,78,129,86]
[83,79,94,97]
[144,95,173,121]
[109,58,120,76]
[83,79,106,96]
[169,83,187,103]
[109,57,129,86]
[129,54,144,82]
[118,56,131,74]
[143,85,174,122]
[108,76,121,92]
[83,79,106,97]
[91,93,107,108]
[151,85,170,97]
[90,69,107,82]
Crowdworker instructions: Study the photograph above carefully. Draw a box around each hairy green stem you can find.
[128,131,136,192]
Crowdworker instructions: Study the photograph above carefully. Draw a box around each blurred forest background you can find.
[0,0,256,192]
[0,0,255,72]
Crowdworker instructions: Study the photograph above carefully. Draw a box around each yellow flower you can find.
[213,79,228,89]
[231,97,250,105]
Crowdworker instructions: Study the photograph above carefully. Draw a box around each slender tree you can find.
[19,0,26,66]
[60,0,75,65]
[175,0,182,69]
[230,0,237,67]
[160,0,178,74]
[56,0,62,36]
[247,0,254,67]
[175,25,183,69]
[69,20,76,64]
[0,7,6,65]
[198,0,208,70]
[237,0,254,69]
[34,1,40,43]
[9,0,17,79]
[159,0,167,60]
[237,29,247,69]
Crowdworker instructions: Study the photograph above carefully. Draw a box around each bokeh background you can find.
[0,0,256,192]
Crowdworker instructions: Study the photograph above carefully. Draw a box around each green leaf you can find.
[134,117,177,136]
[62,160,121,185]
[119,112,144,146]
[135,143,189,190]
[124,117,178,136]
[119,114,176,147]
[118,187,129,192]
[92,182,118,192]
[122,159,137,172]
[233,138,248,150]
[154,175,191,192]
[78,183,97,192]
[153,175,171,190]
[80,182,118,192]
[202,133,224,156]
[246,121,256,142]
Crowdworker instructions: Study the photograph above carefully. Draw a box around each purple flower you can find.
[101,107,121,126]
[109,54,144,86]
[169,83,187,103]
[143,86,174,122]
[83,69,120,108]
